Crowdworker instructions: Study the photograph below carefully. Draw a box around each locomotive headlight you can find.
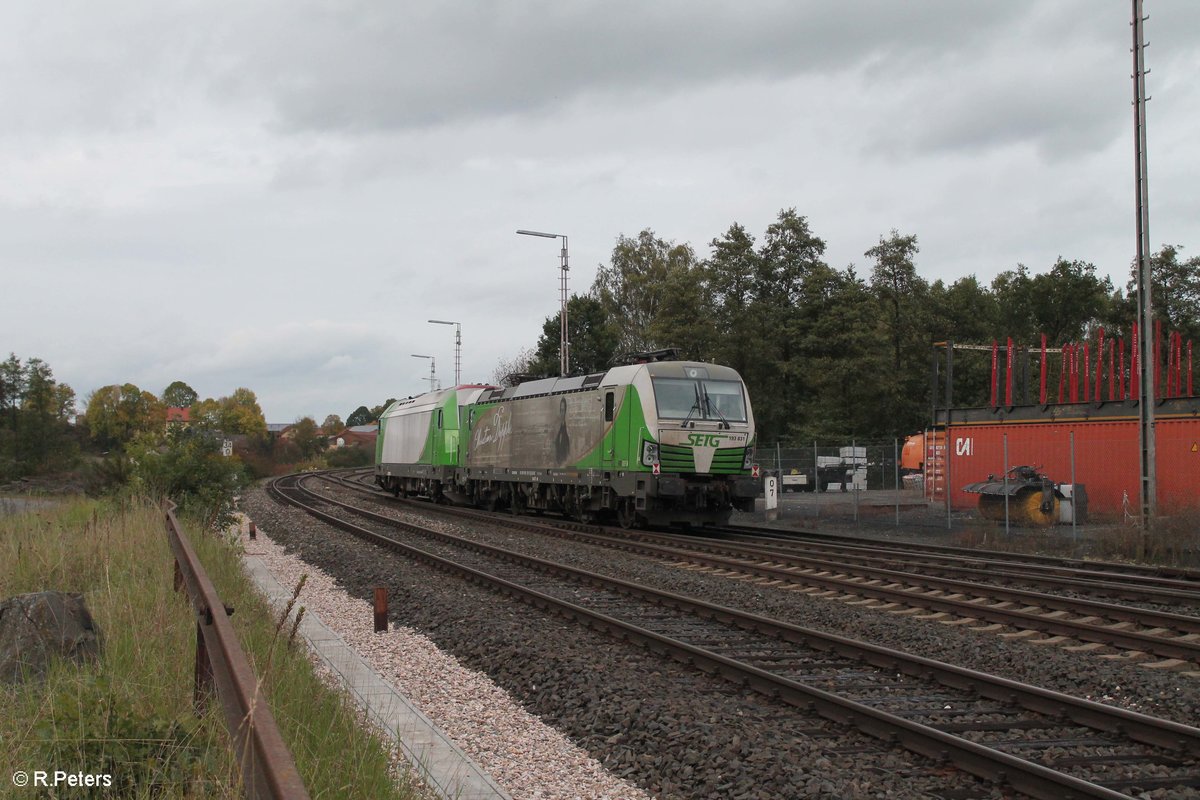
[743,447,755,469]
[641,441,659,467]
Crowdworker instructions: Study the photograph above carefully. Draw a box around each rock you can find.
[0,591,102,683]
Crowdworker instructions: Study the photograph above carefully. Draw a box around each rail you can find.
[164,502,310,800]
[272,475,1200,798]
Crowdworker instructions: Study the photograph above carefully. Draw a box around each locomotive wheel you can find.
[616,499,637,529]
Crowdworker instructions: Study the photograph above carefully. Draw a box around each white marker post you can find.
[764,475,779,522]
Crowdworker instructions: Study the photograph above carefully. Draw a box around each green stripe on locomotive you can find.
[431,391,461,465]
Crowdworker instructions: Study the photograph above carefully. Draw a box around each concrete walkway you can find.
[242,553,511,800]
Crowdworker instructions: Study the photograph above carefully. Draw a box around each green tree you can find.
[291,416,325,459]
[161,380,199,408]
[346,406,373,427]
[218,388,267,437]
[701,223,760,377]
[593,229,699,355]
[753,208,836,441]
[85,384,163,450]
[530,294,621,376]
[369,400,396,421]
[993,259,1112,345]
[927,276,1001,408]
[1120,244,1200,344]
[866,230,924,370]
[0,356,78,476]
[322,414,344,433]
[0,354,25,434]
[801,268,889,438]
[866,230,930,433]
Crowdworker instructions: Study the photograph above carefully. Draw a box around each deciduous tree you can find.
[291,416,325,458]
[530,294,621,376]
[346,406,373,427]
[85,383,163,450]
[161,380,199,408]
[593,229,699,356]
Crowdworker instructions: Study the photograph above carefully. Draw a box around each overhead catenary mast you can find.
[1132,0,1156,530]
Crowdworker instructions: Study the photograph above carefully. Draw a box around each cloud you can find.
[188,2,1025,133]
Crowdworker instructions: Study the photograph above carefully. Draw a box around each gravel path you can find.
[244,521,653,800]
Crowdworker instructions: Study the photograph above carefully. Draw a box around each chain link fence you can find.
[756,438,944,532]
[753,431,1198,565]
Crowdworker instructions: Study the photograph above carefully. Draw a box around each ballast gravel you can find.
[244,523,652,800]
[241,487,1009,799]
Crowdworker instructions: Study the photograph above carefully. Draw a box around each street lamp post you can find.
[411,354,437,391]
[428,319,461,386]
[516,228,569,376]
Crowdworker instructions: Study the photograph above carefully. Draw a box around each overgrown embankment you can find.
[0,498,423,799]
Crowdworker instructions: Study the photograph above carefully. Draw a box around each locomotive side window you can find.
[604,391,614,421]
[437,409,443,429]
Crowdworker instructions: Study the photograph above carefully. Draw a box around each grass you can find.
[0,497,426,799]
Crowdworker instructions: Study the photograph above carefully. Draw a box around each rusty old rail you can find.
[164,503,310,800]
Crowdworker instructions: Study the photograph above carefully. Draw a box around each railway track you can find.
[270,472,1200,799]
[329,469,1200,671]
[706,524,1200,605]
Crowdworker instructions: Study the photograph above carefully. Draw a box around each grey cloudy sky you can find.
[3,2,1198,423]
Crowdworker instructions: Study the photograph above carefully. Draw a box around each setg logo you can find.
[687,433,723,447]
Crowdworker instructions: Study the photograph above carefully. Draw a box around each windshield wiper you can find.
[701,385,730,429]
[680,383,702,428]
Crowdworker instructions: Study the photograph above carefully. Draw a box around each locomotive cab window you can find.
[436,409,443,429]
[652,378,747,423]
[604,391,614,421]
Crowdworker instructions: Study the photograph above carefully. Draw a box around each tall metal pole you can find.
[559,236,570,376]
[1132,0,1156,531]
[411,354,437,391]
[428,320,462,386]
[517,229,570,376]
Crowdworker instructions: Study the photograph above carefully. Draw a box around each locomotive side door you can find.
[601,386,619,469]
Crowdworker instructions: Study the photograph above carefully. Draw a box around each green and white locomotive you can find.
[375,358,758,527]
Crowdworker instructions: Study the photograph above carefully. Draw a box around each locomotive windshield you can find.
[652,378,747,423]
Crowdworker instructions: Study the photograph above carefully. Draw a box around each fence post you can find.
[1003,433,1010,537]
[852,437,859,526]
[894,437,900,528]
[194,613,213,714]
[813,440,819,494]
[1070,430,1077,544]
[946,430,953,531]
[374,588,389,633]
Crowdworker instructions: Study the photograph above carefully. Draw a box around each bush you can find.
[325,447,372,468]
[83,455,133,497]
[126,428,248,529]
